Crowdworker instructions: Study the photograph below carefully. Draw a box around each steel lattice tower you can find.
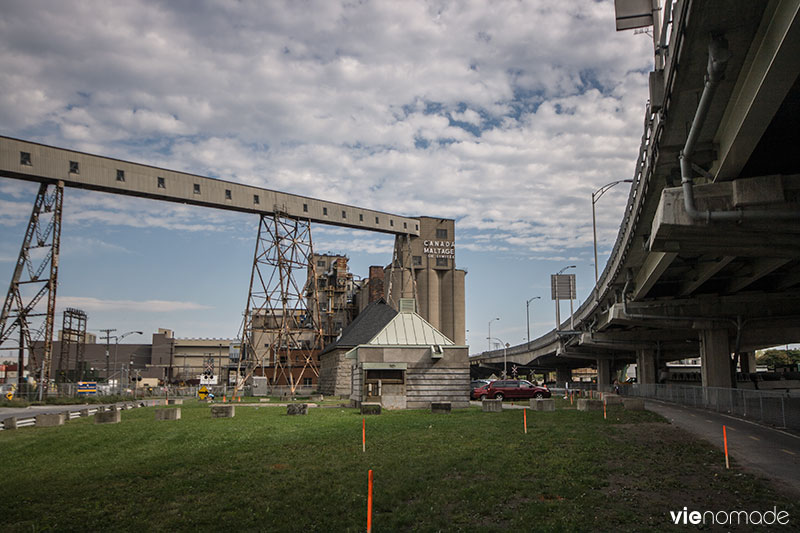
[0,181,63,397]
[235,213,323,395]
[57,308,88,382]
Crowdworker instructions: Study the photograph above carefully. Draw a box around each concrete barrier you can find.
[155,408,181,421]
[622,398,645,410]
[211,405,235,418]
[431,402,451,414]
[167,399,183,405]
[530,398,555,411]
[79,408,90,417]
[603,394,623,406]
[95,410,122,424]
[361,403,382,415]
[3,417,18,430]
[287,403,309,415]
[35,413,66,427]
[482,399,502,412]
[577,399,603,411]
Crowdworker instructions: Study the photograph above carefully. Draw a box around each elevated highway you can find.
[472,0,800,389]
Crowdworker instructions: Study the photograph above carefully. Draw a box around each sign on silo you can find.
[551,274,576,301]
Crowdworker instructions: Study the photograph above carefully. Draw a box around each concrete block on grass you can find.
[603,394,623,406]
[530,398,555,411]
[482,399,502,412]
[155,408,181,421]
[35,413,66,427]
[95,410,121,424]
[211,405,235,418]
[79,408,90,417]
[3,417,18,430]
[361,403,382,415]
[431,402,451,414]
[577,399,603,411]
[167,399,183,405]
[622,398,645,410]
[287,403,308,416]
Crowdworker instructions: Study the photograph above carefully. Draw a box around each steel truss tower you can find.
[235,213,323,395]
[0,181,64,397]
[57,307,88,382]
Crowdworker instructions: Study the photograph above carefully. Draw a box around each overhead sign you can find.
[550,274,576,300]
[614,0,654,31]
[198,385,209,400]
[77,381,98,395]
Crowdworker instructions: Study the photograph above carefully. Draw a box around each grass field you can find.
[2,399,797,532]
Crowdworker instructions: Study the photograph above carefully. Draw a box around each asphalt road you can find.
[645,399,800,496]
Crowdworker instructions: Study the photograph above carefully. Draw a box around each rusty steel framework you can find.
[234,213,323,395]
[56,307,88,382]
[0,181,64,397]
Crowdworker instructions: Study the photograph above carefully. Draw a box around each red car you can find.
[474,380,550,401]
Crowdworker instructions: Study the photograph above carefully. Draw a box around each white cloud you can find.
[58,296,212,313]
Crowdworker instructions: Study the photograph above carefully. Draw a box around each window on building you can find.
[375,216,380,224]
[116,169,125,182]
[253,194,260,204]
[323,207,328,216]
[303,203,308,212]
[436,258,448,267]
[413,255,422,266]
[390,219,394,227]
[279,355,287,364]
[303,377,313,387]
[69,161,79,174]
[193,183,201,194]
[317,260,326,267]
[157,176,165,188]
[342,210,346,219]
[403,222,407,229]
[20,152,32,166]
[225,189,232,200]
[436,228,447,239]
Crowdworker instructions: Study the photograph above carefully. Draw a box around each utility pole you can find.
[99,328,116,382]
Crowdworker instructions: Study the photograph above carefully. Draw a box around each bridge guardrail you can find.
[623,383,800,431]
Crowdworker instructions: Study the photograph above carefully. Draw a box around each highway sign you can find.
[198,385,209,400]
[77,382,98,395]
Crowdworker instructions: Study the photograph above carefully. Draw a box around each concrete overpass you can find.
[472,0,800,390]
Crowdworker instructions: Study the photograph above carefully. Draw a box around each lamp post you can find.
[554,265,576,330]
[526,296,541,345]
[488,317,499,351]
[114,331,143,394]
[592,180,633,284]
[488,337,510,378]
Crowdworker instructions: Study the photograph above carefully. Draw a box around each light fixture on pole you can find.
[592,179,633,284]
[526,296,541,345]
[487,336,509,379]
[114,331,143,394]
[487,317,499,351]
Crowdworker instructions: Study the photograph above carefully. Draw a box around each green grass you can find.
[1,400,797,532]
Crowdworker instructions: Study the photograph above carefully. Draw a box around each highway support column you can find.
[636,349,657,384]
[555,367,571,389]
[596,358,612,392]
[700,328,733,389]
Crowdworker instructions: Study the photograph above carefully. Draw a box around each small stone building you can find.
[318,299,469,409]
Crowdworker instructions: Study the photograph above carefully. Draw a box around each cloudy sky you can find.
[0,0,654,355]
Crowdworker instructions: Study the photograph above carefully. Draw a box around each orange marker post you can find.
[362,418,366,453]
[367,469,374,533]
[222,395,226,403]
[603,402,607,420]
[523,408,528,434]
[723,425,730,469]
[570,393,573,405]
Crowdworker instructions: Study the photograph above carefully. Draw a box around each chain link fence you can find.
[622,383,800,431]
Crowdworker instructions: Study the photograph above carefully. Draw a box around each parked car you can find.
[470,379,492,399]
[474,380,550,401]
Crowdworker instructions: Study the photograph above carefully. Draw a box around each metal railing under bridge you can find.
[622,383,800,431]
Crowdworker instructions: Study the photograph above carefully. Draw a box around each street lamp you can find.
[488,317,500,351]
[592,180,633,284]
[554,265,576,330]
[488,336,510,378]
[526,296,541,345]
[114,331,143,394]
